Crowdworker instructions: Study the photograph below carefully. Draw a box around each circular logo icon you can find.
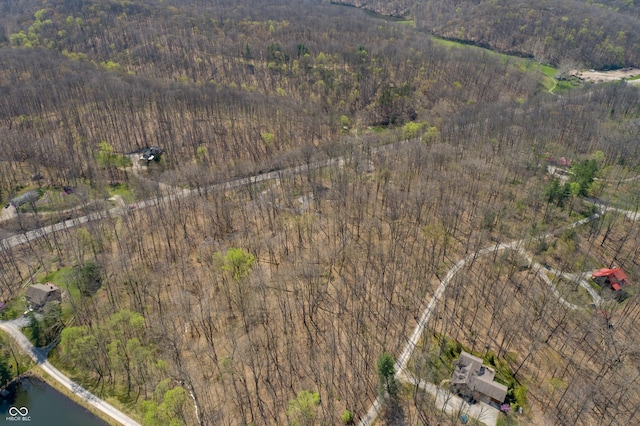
[8,406,29,416]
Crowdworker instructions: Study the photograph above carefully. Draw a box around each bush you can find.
[341,409,354,424]
[0,298,27,320]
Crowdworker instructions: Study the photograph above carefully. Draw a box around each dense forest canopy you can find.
[1,1,640,425]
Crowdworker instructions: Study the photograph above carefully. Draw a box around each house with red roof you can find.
[592,268,629,291]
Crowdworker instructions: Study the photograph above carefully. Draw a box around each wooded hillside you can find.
[1,1,640,425]
[336,0,640,69]
[0,0,539,199]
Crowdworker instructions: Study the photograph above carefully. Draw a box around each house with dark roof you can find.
[10,190,40,208]
[25,283,62,311]
[451,351,508,406]
[140,146,163,162]
[592,268,629,291]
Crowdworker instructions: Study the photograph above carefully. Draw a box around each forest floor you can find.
[3,143,639,425]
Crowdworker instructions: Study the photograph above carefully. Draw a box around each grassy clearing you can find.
[497,412,520,426]
[396,19,415,27]
[431,37,467,49]
[552,275,593,306]
[538,65,556,78]
[0,297,28,320]
[43,266,74,288]
[430,36,588,94]
[430,37,565,92]
[42,266,81,319]
[106,183,134,203]
[31,188,82,212]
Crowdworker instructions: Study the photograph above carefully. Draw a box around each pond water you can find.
[0,377,109,426]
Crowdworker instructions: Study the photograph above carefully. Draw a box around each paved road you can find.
[0,319,141,426]
[0,142,624,426]
[0,157,350,251]
[515,248,600,309]
[0,136,420,251]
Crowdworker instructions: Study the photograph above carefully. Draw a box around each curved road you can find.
[358,214,601,425]
[0,157,346,250]
[0,136,416,250]
[0,320,141,426]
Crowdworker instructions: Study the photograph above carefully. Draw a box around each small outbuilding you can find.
[25,283,62,311]
[592,268,629,291]
[451,351,508,405]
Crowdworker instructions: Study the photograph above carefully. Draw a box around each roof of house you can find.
[545,156,573,167]
[25,283,61,306]
[452,351,485,385]
[593,268,629,290]
[452,351,508,403]
[140,146,163,161]
[593,268,627,280]
[10,190,40,207]
[474,373,508,402]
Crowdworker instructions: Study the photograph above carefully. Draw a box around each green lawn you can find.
[552,275,593,306]
[409,333,528,410]
[106,183,134,203]
[430,37,570,93]
[0,297,28,320]
[43,266,81,319]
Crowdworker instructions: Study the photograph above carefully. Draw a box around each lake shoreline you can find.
[0,373,112,425]
[0,371,41,400]
[31,365,121,426]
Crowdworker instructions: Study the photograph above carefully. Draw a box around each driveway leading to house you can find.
[397,369,500,426]
[359,213,606,426]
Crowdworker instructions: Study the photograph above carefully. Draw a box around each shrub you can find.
[341,409,354,424]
